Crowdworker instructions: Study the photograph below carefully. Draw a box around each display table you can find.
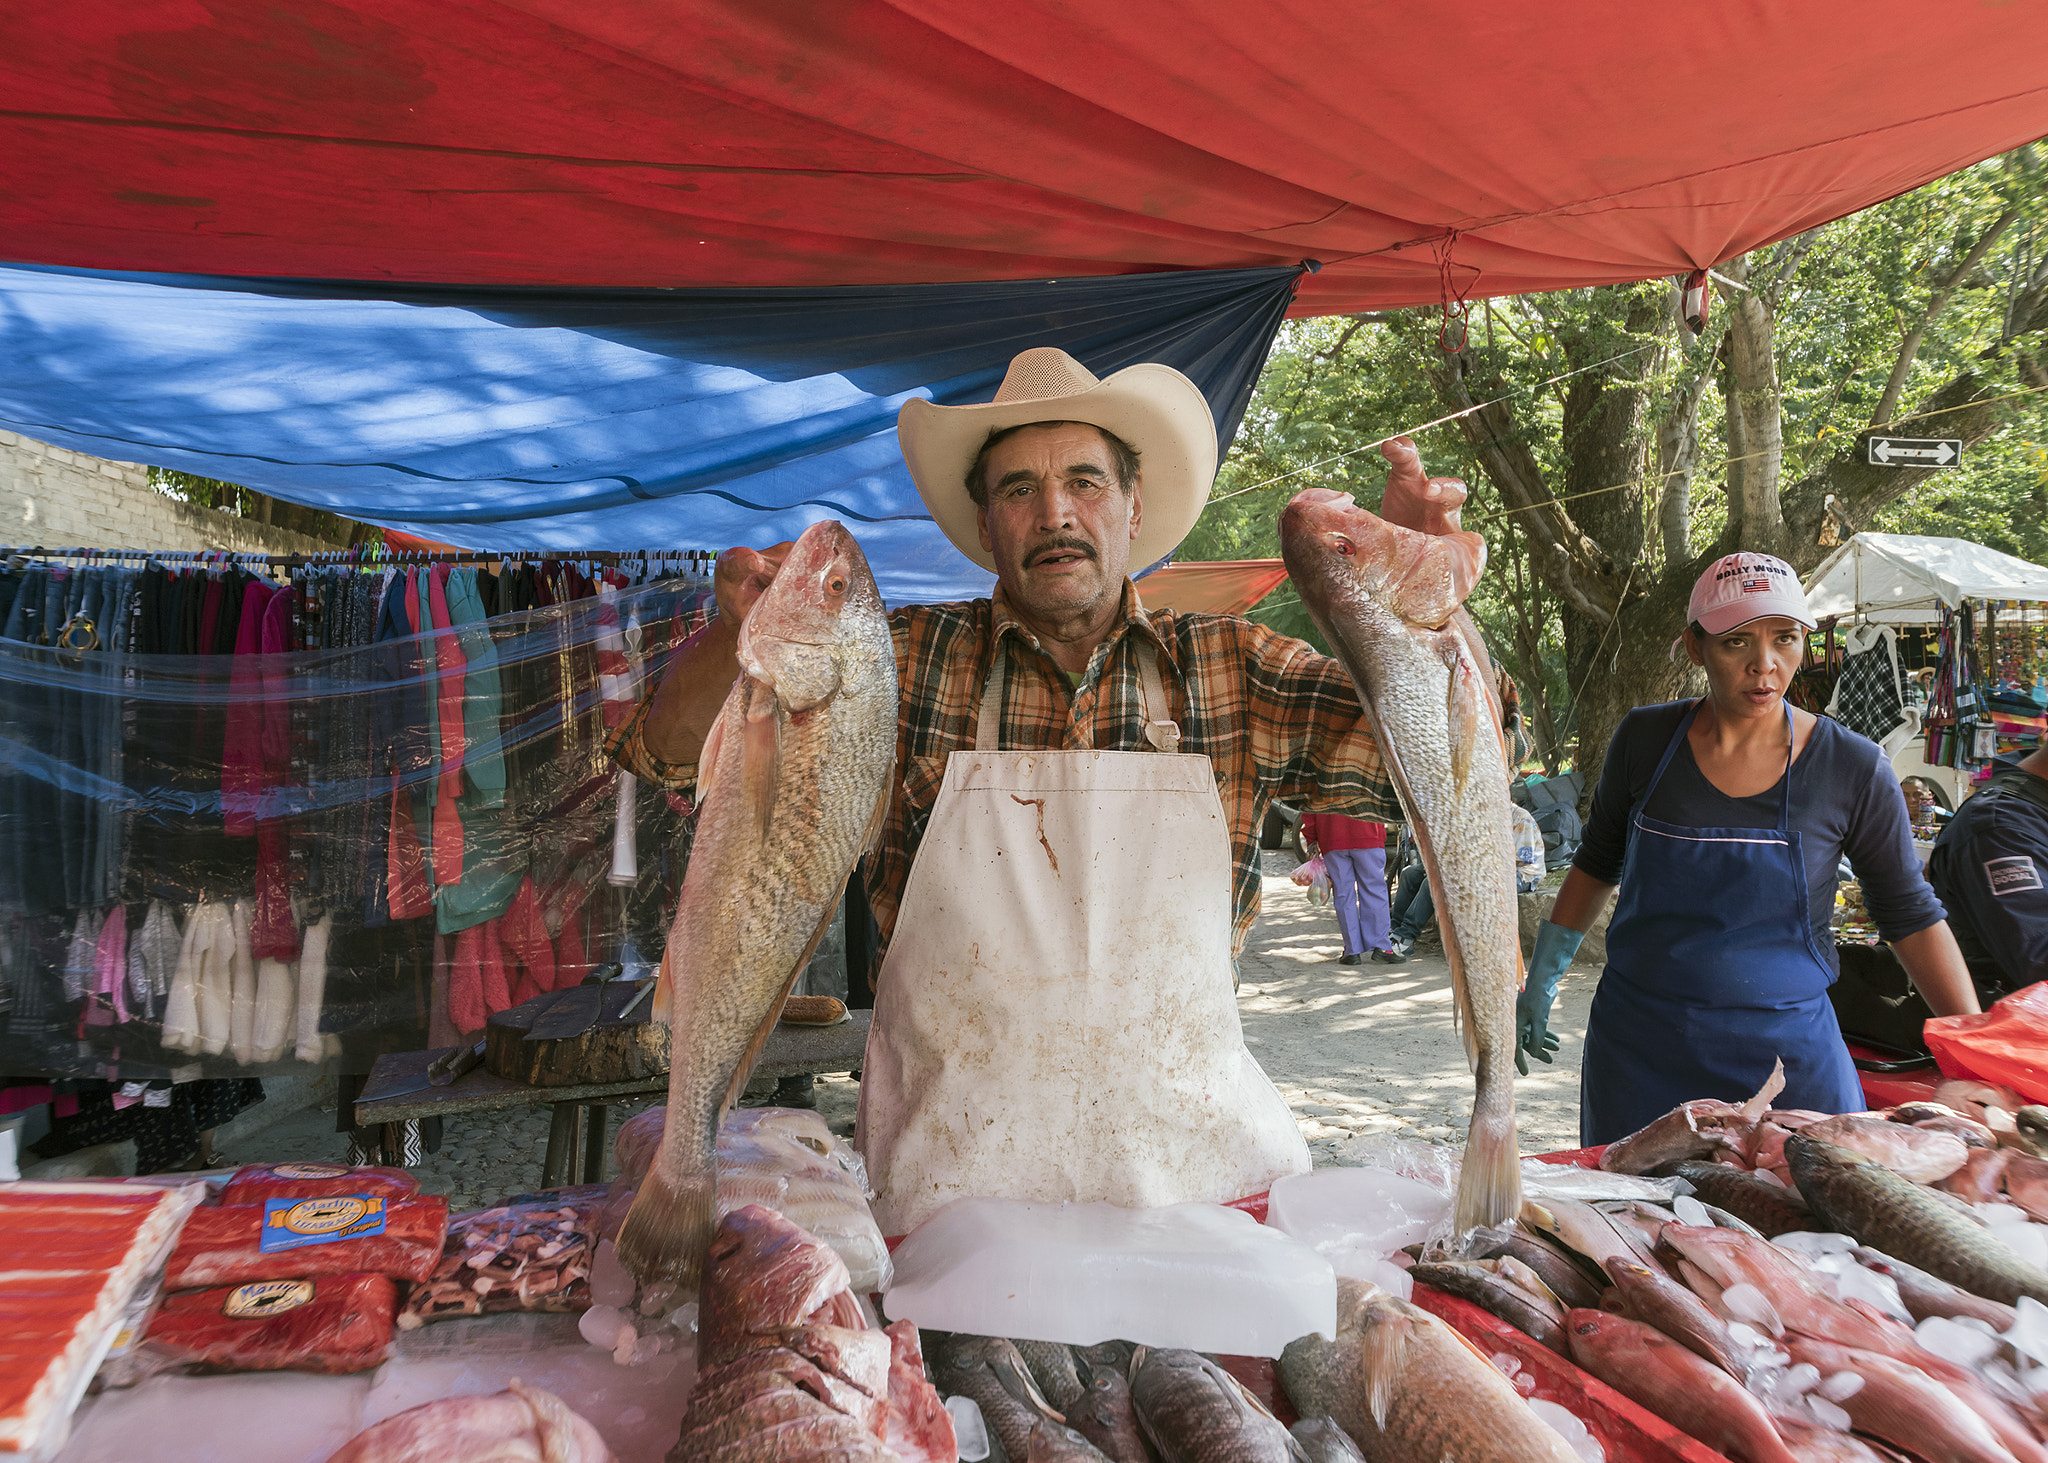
[353,1011,871,1187]
[56,1312,695,1463]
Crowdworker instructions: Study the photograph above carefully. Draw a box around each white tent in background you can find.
[1804,532,2048,623]
[1803,532,2048,812]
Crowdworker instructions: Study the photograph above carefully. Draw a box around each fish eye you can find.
[828,575,847,594]
[1333,537,1354,556]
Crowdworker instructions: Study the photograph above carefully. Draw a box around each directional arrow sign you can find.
[1867,436,1963,467]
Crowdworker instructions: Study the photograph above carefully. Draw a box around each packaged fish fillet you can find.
[164,1194,448,1289]
[400,1196,598,1327]
[218,1162,419,1207]
[137,1272,398,1374]
[612,1107,890,1291]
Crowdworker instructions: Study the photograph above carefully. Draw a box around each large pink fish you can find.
[1280,448,1520,1231]
[615,522,897,1290]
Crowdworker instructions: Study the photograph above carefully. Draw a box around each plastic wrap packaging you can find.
[164,1193,448,1289]
[136,1272,399,1375]
[613,1106,892,1293]
[0,1180,203,1458]
[1927,982,2048,1103]
[218,1163,419,1207]
[402,1196,599,1327]
[0,565,713,1081]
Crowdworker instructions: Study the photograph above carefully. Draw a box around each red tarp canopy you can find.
[6,3,2046,315]
[1139,560,1291,618]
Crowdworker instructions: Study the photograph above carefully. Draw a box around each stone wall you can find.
[0,430,340,556]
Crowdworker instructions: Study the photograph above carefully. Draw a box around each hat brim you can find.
[1697,605,1819,634]
[898,363,1217,573]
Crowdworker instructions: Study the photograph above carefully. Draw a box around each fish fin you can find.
[1360,1311,1412,1431]
[649,947,671,1031]
[1737,1058,1788,1121]
[695,703,728,803]
[1385,527,1487,626]
[719,894,844,1114]
[613,1163,715,1291]
[741,678,781,840]
[1455,1081,1522,1233]
[1443,637,1482,795]
[995,1342,1063,1420]
[862,755,893,860]
[1194,1355,1248,1424]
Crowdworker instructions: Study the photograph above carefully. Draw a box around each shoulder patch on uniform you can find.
[1986,855,2044,896]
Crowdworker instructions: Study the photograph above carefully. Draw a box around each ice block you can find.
[1265,1167,1451,1277]
[883,1198,1335,1357]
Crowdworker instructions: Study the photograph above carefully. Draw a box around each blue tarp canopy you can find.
[0,263,1299,603]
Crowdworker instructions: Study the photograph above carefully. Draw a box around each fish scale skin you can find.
[1282,492,1521,1231]
[619,523,897,1288]
[1129,1349,1296,1463]
[1279,1282,1579,1463]
[1789,1133,2048,1308]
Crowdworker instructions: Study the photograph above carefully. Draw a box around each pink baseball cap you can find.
[1686,552,1816,634]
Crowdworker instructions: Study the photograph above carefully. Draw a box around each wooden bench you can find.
[353,1010,871,1188]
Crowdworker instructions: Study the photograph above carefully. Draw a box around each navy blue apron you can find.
[1579,701,1861,1146]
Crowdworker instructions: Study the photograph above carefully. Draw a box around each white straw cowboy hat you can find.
[898,347,1218,571]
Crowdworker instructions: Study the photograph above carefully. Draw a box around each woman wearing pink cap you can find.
[1517,552,1980,1145]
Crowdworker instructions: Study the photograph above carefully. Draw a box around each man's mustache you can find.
[1025,537,1098,567]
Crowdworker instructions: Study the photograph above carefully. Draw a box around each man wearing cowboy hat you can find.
[610,347,1402,1233]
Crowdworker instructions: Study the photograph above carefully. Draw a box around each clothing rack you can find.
[3,545,716,566]
[2,546,719,587]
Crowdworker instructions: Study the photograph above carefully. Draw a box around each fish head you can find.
[737,520,887,712]
[1783,1132,1873,1192]
[705,1203,852,1331]
[1278,487,1486,632]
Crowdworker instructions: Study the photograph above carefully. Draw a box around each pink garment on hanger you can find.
[480,920,514,1015]
[249,582,300,953]
[250,819,298,960]
[448,923,485,1033]
[426,565,466,885]
[86,903,128,1027]
[498,876,556,999]
[552,878,593,990]
[221,580,275,836]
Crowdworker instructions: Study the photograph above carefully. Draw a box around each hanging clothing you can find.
[1828,623,1913,748]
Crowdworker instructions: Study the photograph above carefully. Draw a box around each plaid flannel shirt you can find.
[607,580,1401,957]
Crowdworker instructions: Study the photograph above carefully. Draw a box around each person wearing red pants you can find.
[1300,812,1389,965]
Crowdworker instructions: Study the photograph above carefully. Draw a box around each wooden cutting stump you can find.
[484,984,671,1087]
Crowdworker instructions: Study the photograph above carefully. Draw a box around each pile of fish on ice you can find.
[1339,1061,2048,1463]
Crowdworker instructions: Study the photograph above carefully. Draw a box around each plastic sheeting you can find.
[0,564,709,1080]
[6,2,2047,315]
[0,264,1298,606]
[1805,533,2048,624]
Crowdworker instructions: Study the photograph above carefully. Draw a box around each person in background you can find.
[1372,804,1543,965]
[1375,826,1431,963]
[1927,740,2048,998]
[1300,812,1389,965]
[1518,551,1978,1135]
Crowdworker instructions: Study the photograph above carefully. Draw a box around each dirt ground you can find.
[1239,851,1597,1161]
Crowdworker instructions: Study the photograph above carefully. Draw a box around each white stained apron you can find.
[856,642,1310,1236]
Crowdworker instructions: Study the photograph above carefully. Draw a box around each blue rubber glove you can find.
[1516,918,1585,1075]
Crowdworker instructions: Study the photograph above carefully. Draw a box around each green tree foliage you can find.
[1183,149,2048,786]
